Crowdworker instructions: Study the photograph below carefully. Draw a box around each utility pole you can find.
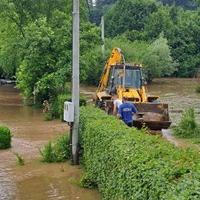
[101,16,105,58]
[72,0,80,165]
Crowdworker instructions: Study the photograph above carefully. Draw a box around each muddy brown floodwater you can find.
[0,85,100,200]
[148,78,200,125]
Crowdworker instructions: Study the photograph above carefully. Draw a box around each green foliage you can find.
[170,10,200,77]
[196,85,200,93]
[80,105,200,199]
[44,112,53,121]
[0,20,21,78]
[105,37,149,63]
[0,0,99,105]
[105,0,158,37]
[0,126,11,149]
[173,108,200,138]
[144,6,174,40]
[143,34,177,82]
[105,35,176,82]
[50,93,87,120]
[103,1,200,78]
[161,0,197,9]
[40,134,70,163]
[14,153,25,166]
[16,10,100,103]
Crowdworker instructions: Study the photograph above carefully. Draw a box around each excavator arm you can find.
[97,48,124,93]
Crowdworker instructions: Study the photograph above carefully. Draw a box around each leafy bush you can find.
[50,93,87,120]
[43,112,53,121]
[105,34,176,83]
[40,134,70,163]
[80,106,200,200]
[173,108,200,138]
[196,85,200,93]
[0,126,11,149]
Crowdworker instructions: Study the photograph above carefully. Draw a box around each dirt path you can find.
[0,85,100,200]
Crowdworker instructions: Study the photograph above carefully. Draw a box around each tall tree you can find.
[170,10,200,77]
[105,0,158,37]
[160,0,197,9]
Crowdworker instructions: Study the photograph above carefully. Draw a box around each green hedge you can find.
[0,126,11,149]
[80,106,200,200]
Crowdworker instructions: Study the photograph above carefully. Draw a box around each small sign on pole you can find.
[63,101,74,123]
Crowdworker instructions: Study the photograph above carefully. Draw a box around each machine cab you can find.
[107,64,144,95]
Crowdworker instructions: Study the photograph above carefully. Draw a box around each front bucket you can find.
[133,103,171,130]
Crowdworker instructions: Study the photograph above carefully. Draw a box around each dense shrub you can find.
[50,93,87,120]
[80,106,200,200]
[40,134,70,163]
[0,126,11,149]
[173,108,200,138]
[196,85,200,93]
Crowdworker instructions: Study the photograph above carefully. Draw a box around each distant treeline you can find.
[0,0,199,104]
[89,0,198,24]
[89,0,200,78]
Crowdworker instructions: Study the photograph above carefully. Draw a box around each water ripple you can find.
[0,167,16,200]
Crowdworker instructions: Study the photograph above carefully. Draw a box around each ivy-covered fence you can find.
[80,106,200,200]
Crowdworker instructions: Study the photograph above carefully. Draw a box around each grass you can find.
[43,112,53,121]
[14,153,25,166]
[40,134,70,163]
[0,126,12,149]
[173,108,200,138]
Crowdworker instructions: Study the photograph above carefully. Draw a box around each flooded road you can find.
[0,85,100,200]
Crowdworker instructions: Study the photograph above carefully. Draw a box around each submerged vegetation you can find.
[196,85,200,93]
[40,134,70,163]
[173,108,200,138]
[14,153,25,166]
[0,126,11,149]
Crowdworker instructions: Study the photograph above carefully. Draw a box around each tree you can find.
[105,0,158,37]
[0,0,84,78]
[144,6,174,40]
[16,10,100,102]
[98,35,176,83]
[88,0,117,24]
[160,0,197,9]
[169,10,200,77]
[143,34,177,82]
[0,16,21,78]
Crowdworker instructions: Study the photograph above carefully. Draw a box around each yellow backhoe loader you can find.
[94,48,171,130]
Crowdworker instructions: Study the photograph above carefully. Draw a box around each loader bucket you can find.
[133,103,171,130]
